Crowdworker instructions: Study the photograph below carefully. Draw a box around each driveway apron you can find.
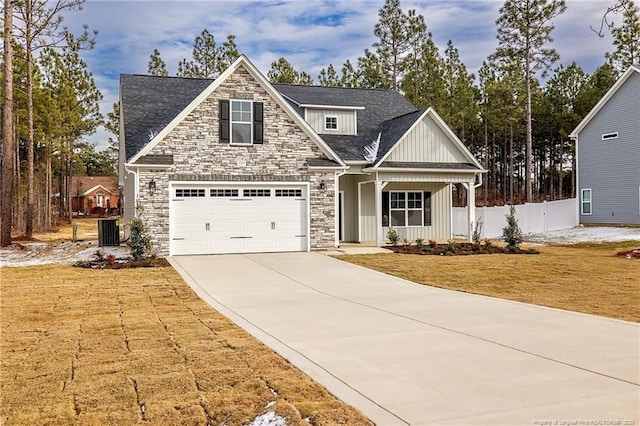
[169,253,640,425]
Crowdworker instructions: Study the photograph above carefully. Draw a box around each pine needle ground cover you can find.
[0,265,372,425]
[338,242,640,323]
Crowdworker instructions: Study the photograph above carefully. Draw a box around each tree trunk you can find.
[1,0,14,246]
[558,139,563,199]
[26,14,35,237]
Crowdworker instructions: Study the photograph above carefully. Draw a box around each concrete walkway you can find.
[169,253,639,425]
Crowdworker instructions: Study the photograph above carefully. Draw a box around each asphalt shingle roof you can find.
[121,74,212,162]
[274,84,418,162]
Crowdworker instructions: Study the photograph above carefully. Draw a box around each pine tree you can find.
[340,59,360,87]
[267,57,312,85]
[147,48,168,76]
[177,30,239,78]
[492,0,567,203]
[606,0,640,72]
[318,64,341,87]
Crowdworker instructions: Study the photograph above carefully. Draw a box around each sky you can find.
[58,0,623,150]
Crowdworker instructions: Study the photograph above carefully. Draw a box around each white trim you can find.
[124,162,171,169]
[363,166,483,174]
[229,99,253,145]
[373,107,484,170]
[570,65,640,138]
[601,132,618,140]
[581,188,593,216]
[128,55,345,167]
[299,104,365,110]
[324,114,338,131]
[79,184,116,197]
[354,110,358,135]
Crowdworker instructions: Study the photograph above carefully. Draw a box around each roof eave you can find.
[363,166,484,174]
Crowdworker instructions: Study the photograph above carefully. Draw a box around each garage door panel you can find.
[171,184,309,255]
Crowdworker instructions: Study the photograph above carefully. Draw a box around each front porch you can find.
[337,172,478,247]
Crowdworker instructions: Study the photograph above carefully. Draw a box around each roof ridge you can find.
[383,108,425,124]
[122,73,215,82]
[273,83,402,93]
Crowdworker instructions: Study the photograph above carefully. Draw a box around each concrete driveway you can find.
[169,253,639,425]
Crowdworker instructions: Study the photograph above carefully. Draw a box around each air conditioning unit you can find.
[98,218,120,246]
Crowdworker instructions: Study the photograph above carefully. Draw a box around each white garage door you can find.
[170,184,308,255]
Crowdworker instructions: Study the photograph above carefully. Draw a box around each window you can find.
[601,132,618,140]
[243,189,271,197]
[210,189,239,197]
[383,191,431,227]
[325,116,337,130]
[581,189,592,215]
[231,100,252,144]
[176,188,205,197]
[219,100,263,144]
[275,189,302,197]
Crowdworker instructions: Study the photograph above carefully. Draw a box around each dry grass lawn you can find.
[0,265,372,425]
[31,217,103,242]
[338,242,640,323]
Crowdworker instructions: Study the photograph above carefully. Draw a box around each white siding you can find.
[387,115,469,163]
[306,109,357,135]
[381,182,451,242]
[339,174,371,242]
[359,182,376,242]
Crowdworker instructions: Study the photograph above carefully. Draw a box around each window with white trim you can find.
[243,189,271,197]
[601,132,618,140]
[275,189,302,197]
[231,100,252,144]
[325,116,337,130]
[581,188,592,215]
[176,188,205,197]
[210,189,239,197]
[382,191,432,227]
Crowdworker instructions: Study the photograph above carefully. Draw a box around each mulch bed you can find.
[74,256,170,269]
[386,241,539,255]
[616,248,640,259]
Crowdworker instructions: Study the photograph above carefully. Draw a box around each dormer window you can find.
[325,116,338,130]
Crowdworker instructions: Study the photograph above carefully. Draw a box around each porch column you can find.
[465,182,476,242]
[375,180,383,247]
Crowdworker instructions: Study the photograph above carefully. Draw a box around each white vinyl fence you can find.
[453,198,578,239]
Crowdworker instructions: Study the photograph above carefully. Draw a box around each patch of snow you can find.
[524,226,640,244]
[0,240,131,268]
[265,401,275,409]
[363,132,381,163]
[249,411,288,426]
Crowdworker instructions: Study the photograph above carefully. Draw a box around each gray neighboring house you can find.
[119,55,484,256]
[569,64,640,225]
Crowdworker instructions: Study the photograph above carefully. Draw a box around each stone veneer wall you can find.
[135,65,335,256]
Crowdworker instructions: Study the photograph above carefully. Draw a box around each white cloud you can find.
[56,0,620,150]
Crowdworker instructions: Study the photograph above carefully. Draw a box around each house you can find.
[119,55,484,256]
[70,176,120,216]
[569,64,640,225]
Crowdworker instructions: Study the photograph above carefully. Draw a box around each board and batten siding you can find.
[359,181,451,242]
[578,71,640,224]
[306,109,357,135]
[339,174,372,242]
[122,172,136,225]
[387,115,469,163]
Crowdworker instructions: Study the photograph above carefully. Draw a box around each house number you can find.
[236,159,246,167]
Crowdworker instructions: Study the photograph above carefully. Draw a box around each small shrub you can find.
[428,240,438,248]
[93,250,105,262]
[387,228,400,246]
[502,205,523,250]
[129,218,153,261]
[415,237,425,248]
[472,218,483,243]
[402,238,412,248]
[105,253,116,264]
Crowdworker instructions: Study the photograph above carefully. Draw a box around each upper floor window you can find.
[231,100,252,144]
[219,100,264,144]
[325,116,338,130]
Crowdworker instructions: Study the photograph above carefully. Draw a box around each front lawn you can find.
[338,242,640,322]
[0,265,372,425]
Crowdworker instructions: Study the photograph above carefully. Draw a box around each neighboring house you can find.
[569,64,640,225]
[119,55,484,256]
[71,176,120,216]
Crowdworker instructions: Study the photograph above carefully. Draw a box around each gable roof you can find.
[274,84,417,162]
[120,75,211,162]
[122,55,345,166]
[569,64,640,138]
